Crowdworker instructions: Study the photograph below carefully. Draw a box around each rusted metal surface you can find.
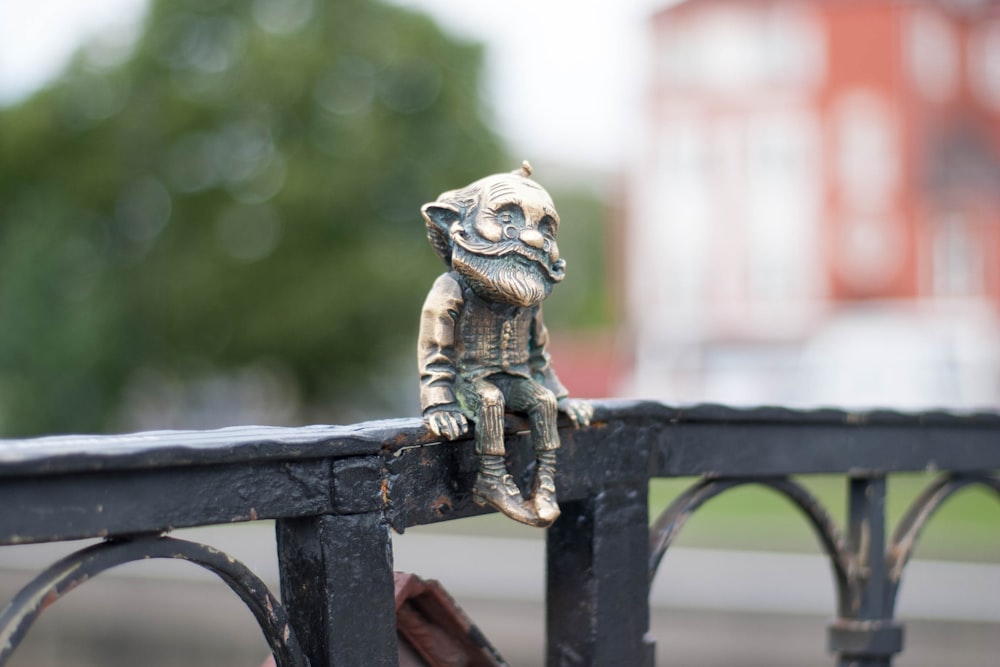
[394,572,507,667]
[258,572,508,667]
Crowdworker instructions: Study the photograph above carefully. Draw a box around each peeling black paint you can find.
[0,401,997,666]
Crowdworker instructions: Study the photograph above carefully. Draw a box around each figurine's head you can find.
[422,162,565,307]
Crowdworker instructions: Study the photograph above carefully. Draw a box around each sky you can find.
[0,0,670,170]
[0,0,147,101]
[390,0,668,170]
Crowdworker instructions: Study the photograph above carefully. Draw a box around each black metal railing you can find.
[0,400,997,666]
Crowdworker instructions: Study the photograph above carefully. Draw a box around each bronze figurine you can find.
[418,162,593,527]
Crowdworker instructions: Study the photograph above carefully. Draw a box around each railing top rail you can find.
[0,418,429,478]
[0,399,996,546]
[0,400,998,478]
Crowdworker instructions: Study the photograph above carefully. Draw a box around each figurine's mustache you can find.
[451,231,565,282]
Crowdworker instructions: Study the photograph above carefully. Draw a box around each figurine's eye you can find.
[542,238,552,252]
[539,215,556,238]
[492,204,524,236]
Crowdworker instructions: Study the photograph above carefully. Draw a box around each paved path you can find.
[0,523,996,666]
[392,529,1000,623]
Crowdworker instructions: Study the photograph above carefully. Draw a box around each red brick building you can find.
[625,0,1000,408]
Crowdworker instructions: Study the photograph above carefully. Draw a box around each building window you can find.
[834,89,898,214]
[651,117,713,309]
[932,213,983,297]
[744,110,821,300]
[838,216,904,294]
[657,4,823,91]
[905,8,959,104]
[969,20,1000,111]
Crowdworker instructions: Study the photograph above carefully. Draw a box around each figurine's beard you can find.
[453,246,553,307]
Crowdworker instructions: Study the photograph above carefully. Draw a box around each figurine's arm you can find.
[418,273,469,439]
[529,308,593,427]
[528,306,568,398]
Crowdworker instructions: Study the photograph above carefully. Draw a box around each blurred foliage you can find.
[541,184,615,332]
[0,0,512,436]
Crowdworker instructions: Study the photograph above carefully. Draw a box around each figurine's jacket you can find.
[418,271,568,413]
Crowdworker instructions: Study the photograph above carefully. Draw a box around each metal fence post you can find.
[546,485,654,667]
[829,474,903,667]
[276,512,397,667]
[276,455,397,667]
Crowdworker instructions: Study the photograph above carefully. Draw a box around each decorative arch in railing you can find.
[887,473,1000,613]
[0,535,306,667]
[648,472,1000,650]
[647,476,856,616]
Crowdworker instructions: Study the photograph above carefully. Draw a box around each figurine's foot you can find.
[472,473,539,526]
[531,467,560,527]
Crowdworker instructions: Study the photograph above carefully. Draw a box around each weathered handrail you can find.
[0,400,997,666]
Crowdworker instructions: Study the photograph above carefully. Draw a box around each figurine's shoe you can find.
[531,468,560,527]
[472,473,539,526]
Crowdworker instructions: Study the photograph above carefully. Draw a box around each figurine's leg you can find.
[507,379,561,526]
[457,377,537,526]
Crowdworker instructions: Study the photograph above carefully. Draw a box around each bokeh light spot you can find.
[314,56,376,116]
[376,57,442,114]
[215,203,282,262]
[252,0,314,36]
[115,177,172,244]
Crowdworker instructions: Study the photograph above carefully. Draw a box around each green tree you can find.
[0,0,507,436]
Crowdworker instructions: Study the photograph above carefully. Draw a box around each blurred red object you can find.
[259,572,507,667]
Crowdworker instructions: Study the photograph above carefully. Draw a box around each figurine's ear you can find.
[421,202,461,267]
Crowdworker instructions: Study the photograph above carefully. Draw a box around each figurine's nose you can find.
[520,229,545,249]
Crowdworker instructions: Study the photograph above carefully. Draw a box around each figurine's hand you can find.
[558,398,593,428]
[425,408,470,440]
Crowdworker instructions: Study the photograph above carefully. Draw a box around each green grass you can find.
[649,473,1000,563]
[414,473,1000,563]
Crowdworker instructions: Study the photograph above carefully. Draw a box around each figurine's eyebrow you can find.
[486,199,523,213]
